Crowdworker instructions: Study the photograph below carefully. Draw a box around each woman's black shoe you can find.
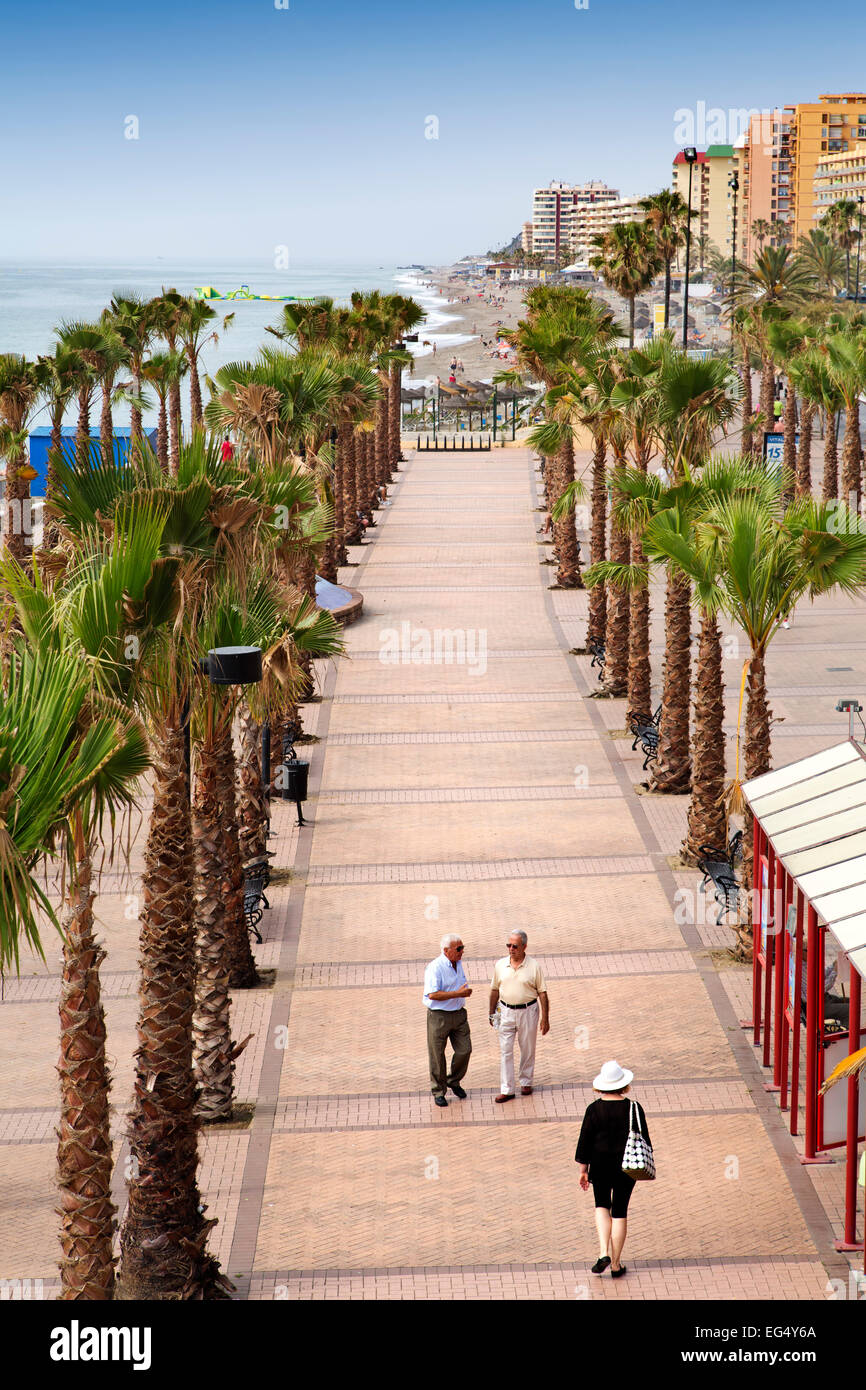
[591,1256,611,1275]
[610,1265,627,1278]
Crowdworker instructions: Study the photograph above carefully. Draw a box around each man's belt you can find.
[500,999,537,1009]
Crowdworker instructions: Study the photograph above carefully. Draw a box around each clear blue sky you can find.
[0,0,860,263]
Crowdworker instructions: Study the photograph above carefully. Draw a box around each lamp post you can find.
[856,195,864,301]
[682,147,698,352]
[728,170,739,361]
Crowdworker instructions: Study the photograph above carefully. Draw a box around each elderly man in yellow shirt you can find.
[489,930,549,1103]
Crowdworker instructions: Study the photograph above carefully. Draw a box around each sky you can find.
[0,0,863,265]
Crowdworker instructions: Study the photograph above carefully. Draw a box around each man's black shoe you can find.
[449,1084,467,1099]
[434,1095,448,1107]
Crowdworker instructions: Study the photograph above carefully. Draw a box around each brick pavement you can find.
[0,443,861,1302]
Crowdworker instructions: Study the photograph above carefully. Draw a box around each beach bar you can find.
[743,740,866,1258]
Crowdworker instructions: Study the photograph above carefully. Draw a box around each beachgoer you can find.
[424,933,472,1107]
[220,435,234,462]
[489,931,549,1101]
[456,357,464,373]
[449,356,457,372]
[574,1060,652,1278]
[432,343,436,356]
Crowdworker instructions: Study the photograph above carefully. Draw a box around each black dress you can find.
[575,1097,652,1217]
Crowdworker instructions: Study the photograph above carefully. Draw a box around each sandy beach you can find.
[404,267,530,385]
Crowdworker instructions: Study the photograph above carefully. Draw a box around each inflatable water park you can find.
[194,285,316,302]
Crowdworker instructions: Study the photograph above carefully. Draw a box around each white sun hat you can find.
[592,1060,634,1091]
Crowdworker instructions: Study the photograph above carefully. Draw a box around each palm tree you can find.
[0,354,39,563]
[140,350,188,472]
[791,347,845,499]
[52,436,281,1299]
[638,190,692,328]
[751,218,773,257]
[796,229,846,297]
[178,297,228,428]
[822,323,866,511]
[821,199,861,293]
[704,493,866,955]
[34,347,80,547]
[590,221,663,347]
[767,317,814,491]
[108,293,158,445]
[744,247,817,444]
[644,353,737,795]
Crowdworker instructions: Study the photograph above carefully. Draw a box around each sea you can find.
[0,259,472,429]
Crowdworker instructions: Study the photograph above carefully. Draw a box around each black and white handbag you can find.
[621,1100,656,1181]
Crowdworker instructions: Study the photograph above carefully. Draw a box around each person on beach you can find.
[574,1060,652,1278]
[456,357,464,373]
[221,434,234,462]
[489,931,549,1102]
[424,934,472,1107]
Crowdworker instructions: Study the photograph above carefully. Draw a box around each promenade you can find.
[1,444,862,1301]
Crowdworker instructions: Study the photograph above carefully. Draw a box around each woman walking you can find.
[574,1060,653,1279]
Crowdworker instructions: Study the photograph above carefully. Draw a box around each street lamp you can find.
[856,195,864,301]
[682,147,699,352]
[728,171,739,361]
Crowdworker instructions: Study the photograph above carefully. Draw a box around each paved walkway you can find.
[1,444,862,1301]
[244,446,845,1300]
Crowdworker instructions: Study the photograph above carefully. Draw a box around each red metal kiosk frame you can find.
[747,743,866,1259]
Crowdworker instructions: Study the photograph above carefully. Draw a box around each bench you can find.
[697,830,743,925]
[587,638,606,682]
[629,703,661,769]
[243,854,272,944]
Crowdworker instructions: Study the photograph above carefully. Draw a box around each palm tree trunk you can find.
[236,700,268,866]
[626,542,651,727]
[375,396,389,495]
[169,381,182,472]
[553,434,582,588]
[100,383,114,460]
[157,397,169,470]
[587,436,607,649]
[216,722,259,990]
[759,355,775,445]
[188,353,204,429]
[364,431,377,513]
[45,414,64,550]
[390,361,402,465]
[603,465,629,697]
[781,384,797,492]
[740,348,754,455]
[841,396,861,513]
[822,409,838,500]
[340,426,362,545]
[193,719,251,1122]
[332,442,347,568]
[57,816,116,1300]
[663,260,672,328]
[738,647,773,961]
[3,438,29,563]
[682,610,726,863]
[118,719,227,1300]
[77,387,91,469]
[796,401,815,496]
[648,570,692,794]
[628,296,636,348]
[130,368,143,448]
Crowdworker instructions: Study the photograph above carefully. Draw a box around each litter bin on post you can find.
[280,721,310,827]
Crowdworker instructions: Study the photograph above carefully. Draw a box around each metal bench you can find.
[697,830,743,924]
[628,703,661,769]
[243,854,272,944]
[587,638,606,682]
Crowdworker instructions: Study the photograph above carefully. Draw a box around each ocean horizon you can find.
[0,259,472,429]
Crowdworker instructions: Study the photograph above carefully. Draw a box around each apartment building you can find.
[530,180,620,261]
[672,145,741,262]
[571,195,647,259]
[738,111,793,262]
[789,94,866,239]
[521,222,534,254]
[814,141,866,216]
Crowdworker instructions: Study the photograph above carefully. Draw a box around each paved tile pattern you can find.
[1,443,860,1300]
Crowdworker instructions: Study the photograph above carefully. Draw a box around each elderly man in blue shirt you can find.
[424,933,473,1107]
